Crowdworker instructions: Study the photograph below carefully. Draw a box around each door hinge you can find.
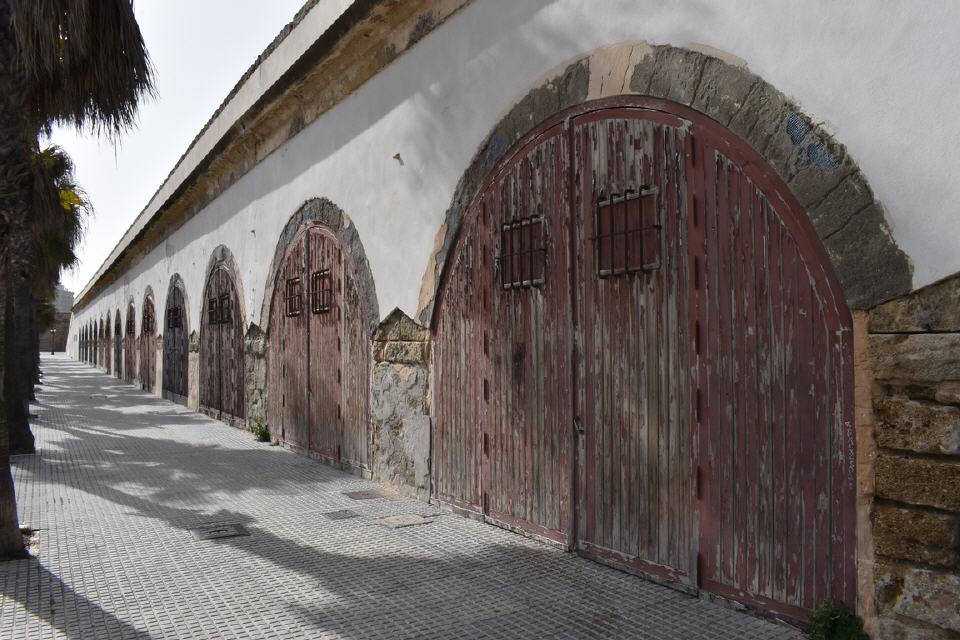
[482,432,489,457]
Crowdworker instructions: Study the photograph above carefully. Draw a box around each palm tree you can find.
[0,0,153,558]
[5,146,93,456]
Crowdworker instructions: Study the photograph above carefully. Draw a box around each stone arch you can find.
[418,42,911,324]
[259,197,379,470]
[199,244,246,426]
[260,197,379,334]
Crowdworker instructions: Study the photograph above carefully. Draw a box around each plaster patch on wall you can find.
[585,41,652,101]
[416,222,447,319]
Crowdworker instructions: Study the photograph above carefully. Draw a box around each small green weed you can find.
[810,601,866,640]
[251,418,270,443]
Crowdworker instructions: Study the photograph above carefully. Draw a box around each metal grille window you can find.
[310,269,333,314]
[596,188,660,277]
[167,307,182,330]
[143,307,154,333]
[499,216,545,289]
[207,298,219,325]
[126,313,135,336]
[219,295,232,324]
[284,278,302,317]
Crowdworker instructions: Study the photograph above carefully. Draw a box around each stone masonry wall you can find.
[369,309,431,500]
[869,274,960,639]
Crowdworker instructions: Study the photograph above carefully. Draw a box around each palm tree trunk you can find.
[7,283,35,454]
[0,3,30,558]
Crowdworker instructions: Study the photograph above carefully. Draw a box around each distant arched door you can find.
[114,312,122,378]
[267,222,370,466]
[163,280,189,405]
[140,297,156,392]
[199,264,245,425]
[105,314,112,374]
[123,304,136,384]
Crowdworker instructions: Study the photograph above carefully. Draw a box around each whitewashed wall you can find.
[70,0,960,354]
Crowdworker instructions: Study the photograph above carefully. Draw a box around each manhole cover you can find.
[342,490,387,500]
[190,523,250,540]
[378,514,434,529]
[323,510,360,520]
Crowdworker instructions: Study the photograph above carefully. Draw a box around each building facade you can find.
[68,1,960,636]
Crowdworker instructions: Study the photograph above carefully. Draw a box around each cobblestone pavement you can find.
[1,356,804,639]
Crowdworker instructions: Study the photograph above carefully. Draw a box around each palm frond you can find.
[10,0,156,137]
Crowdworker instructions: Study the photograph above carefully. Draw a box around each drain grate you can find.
[190,523,250,540]
[323,509,360,520]
[342,490,387,500]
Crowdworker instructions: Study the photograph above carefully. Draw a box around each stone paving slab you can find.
[0,356,805,639]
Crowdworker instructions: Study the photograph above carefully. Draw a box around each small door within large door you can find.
[307,227,341,460]
[573,111,694,584]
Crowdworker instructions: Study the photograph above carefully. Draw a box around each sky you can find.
[51,0,307,296]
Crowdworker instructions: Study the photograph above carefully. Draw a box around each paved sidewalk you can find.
[1,356,803,639]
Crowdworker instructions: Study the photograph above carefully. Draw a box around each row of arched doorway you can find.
[72,90,867,622]
[77,210,374,473]
[77,271,243,426]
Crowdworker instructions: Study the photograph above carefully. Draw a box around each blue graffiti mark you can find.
[786,112,811,145]
[483,133,506,170]
[785,112,839,172]
[806,142,840,170]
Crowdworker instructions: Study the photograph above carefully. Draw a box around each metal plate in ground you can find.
[342,490,388,500]
[322,510,360,520]
[378,514,435,529]
[190,523,250,540]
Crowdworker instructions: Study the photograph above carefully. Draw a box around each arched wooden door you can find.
[123,304,136,384]
[114,312,122,378]
[199,265,245,425]
[163,282,189,405]
[104,315,112,374]
[267,223,370,468]
[140,297,156,392]
[433,98,854,619]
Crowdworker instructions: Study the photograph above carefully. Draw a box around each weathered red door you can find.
[307,227,341,459]
[573,110,694,584]
[693,123,855,617]
[435,124,573,541]
[123,305,136,384]
[114,313,122,378]
[269,235,309,449]
[199,265,245,425]
[267,223,370,467]
[433,98,855,620]
[162,283,189,405]
[140,298,156,392]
